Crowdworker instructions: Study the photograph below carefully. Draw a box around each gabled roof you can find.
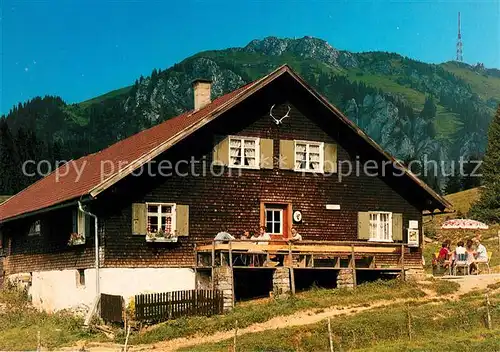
[0,65,451,222]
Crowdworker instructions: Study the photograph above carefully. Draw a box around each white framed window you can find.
[229,136,260,169]
[294,140,324,172]
[147,203,176,235]
[28,220,41,236]
[368,212,393,242]
[265,208,283,235]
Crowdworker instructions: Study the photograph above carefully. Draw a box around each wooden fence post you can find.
[233,319,238,352]
[37,330,41,352]
[407,303,412,341]
[486,293,492,329]
[327,318,334,352]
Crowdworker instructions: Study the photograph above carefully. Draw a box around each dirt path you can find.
[68,275,500,352]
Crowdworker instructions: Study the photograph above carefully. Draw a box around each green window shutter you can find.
[279,140,295,170]
[324,143,338,173]
[132,203,147,235]
[175,204,189,236]
[77,211,85,236]
[212,136,229,166]
[84,214,91,238]
[392,213,403,242]
[358,212,370,240]
[260,138,274,169]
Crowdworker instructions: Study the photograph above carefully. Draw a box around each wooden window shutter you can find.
[392,213,403,241]
[260,138,274,169]
[358,212,370,240]
[77,211,85,236]
[84,214,91,237]
[324,143,338,173]
[279,140,295,170]
[212,136,229,166]
[132,203,147,235]
[175,205,189,236]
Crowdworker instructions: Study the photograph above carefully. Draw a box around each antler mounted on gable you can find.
[269,104,291,125]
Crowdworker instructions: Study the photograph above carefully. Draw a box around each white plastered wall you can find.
[9,268,195,313]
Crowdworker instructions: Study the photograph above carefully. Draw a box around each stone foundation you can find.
[213,267,233,311]
[337,269,355,289]
[272,267,291,298]
[405,268,426,281]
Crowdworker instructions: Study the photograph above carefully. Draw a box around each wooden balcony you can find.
[195,239,411,273]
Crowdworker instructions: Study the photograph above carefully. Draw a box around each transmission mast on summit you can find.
[456,12,463,62]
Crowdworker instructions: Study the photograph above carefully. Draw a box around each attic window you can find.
[229,136,260,169]
[28,220,41,236]
[294,141,323,172]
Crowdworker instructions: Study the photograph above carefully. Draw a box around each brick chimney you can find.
[192,79,212,110]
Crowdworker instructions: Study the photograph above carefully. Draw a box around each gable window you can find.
[229,136,259,168]
[265,208,283,235]
[147,203,176,235]
[294,141,324,172]
[28,220,41,236]
[368,212,393,242]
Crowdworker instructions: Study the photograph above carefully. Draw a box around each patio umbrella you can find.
[441,219,489,230]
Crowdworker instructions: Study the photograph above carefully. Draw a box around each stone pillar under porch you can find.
[213,266,234,312]
[272,267,291,298]
[336,269,355,289]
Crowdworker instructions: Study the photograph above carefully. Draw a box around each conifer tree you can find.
[470,105,500,223]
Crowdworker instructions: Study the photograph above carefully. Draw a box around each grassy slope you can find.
[181,290,500,352]
[0,280,442,350]
[130,280,427,345]
[79,86,132,107]
[441,62,500,102]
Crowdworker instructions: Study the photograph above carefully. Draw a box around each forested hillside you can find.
[1,36,498,195]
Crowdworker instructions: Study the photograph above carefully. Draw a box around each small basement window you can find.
[229,136,259,168]
[294,140,324,172]
[76,269,85,287]
[147,203,176,235]
[369,212,393,242]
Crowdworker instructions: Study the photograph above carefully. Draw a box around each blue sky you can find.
[1,0,499,114]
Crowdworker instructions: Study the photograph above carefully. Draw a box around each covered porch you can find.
[194,240,420,310]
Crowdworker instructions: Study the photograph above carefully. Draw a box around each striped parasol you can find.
[441,219,489,230]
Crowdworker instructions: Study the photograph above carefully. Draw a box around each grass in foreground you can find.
[181,291,500,352]
[0,285,103,350]
[130,280,432,345]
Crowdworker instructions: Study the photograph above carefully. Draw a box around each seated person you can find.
[253,226,271,245]
[453,240,467,263]
[240,230,251,240]
[474,238,488,263]
[466,239,477,273]
[289,227,302,242]
[214,227,235,243]
[436,241,451,268]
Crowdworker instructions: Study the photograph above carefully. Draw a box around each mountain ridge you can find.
[1,35,498,195]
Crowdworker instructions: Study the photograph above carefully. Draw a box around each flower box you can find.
[68,232,85,246]
[145,236,178,243]
[146,231,178,243]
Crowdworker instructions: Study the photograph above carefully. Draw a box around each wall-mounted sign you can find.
[407,229,419,247]
[293,210,303,223]
[409,220,419,229]
[326,204,341,210]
